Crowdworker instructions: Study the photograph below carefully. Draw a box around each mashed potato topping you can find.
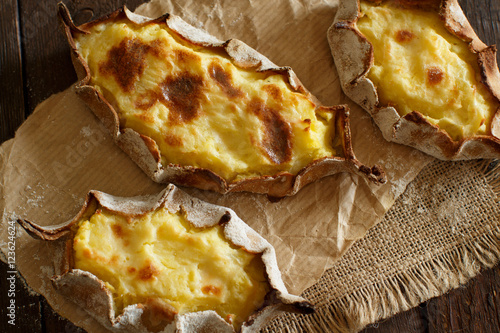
[73,206,270,329]
[357,0,498,140]
[75,20,336,180]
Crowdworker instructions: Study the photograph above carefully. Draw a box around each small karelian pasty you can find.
[329,0,500,159]
[17,184,314,332]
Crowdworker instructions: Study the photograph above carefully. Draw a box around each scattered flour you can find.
[80,126,93,138]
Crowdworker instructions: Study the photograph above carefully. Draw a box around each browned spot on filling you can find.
[148,39,167,58]
[136,112,155,124]
[99,38,167,93]
[133,72,205,124]
[138,261,160,281]
[127,267,136,274]
[80,248,111,263]
[111,224,125,238]
[263,84,282,102]
[202,285,222,296]
[175,49,201,64]
[426,66,444,85]
[82,248,92,259]
[248,98,293,165]
[208,61,243,98]
[164,133,183,146]
[99,38,148,92]
[159,73,205,123]
[303,118,311,131]
[395,30,415,43]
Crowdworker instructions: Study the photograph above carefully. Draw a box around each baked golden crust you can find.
[328,0,500,160]
[17,184,314,332]
[58,4,385,197]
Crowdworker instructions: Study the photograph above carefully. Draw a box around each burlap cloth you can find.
[264,159,500,332]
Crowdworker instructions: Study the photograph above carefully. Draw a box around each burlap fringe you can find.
[299,230,500,332]
[298,159,500,333]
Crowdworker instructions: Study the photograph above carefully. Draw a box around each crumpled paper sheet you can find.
[0,0,432,331]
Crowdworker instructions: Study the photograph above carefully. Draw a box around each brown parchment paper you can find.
[0,0,432,331]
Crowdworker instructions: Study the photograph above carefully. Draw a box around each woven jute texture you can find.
[263,159,500,332]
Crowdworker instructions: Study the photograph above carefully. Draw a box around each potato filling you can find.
[357,0,499,140]
[73,206,270,329]
[74,20,337,180]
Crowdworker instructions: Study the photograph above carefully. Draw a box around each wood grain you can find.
[362,266,500,333]
[0,0,25,142]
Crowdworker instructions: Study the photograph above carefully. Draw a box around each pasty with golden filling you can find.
[329,0,500,159]
[59,4,385,197]
[17,185,314,332]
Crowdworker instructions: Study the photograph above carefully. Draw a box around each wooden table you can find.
[1,0,500,332]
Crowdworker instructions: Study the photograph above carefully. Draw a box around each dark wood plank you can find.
[362,266,500,333]
[0,0,25,142]
[0,261,43,333]
[425,265,500,333]
[42,302,86,333]
[363,305,428,332]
